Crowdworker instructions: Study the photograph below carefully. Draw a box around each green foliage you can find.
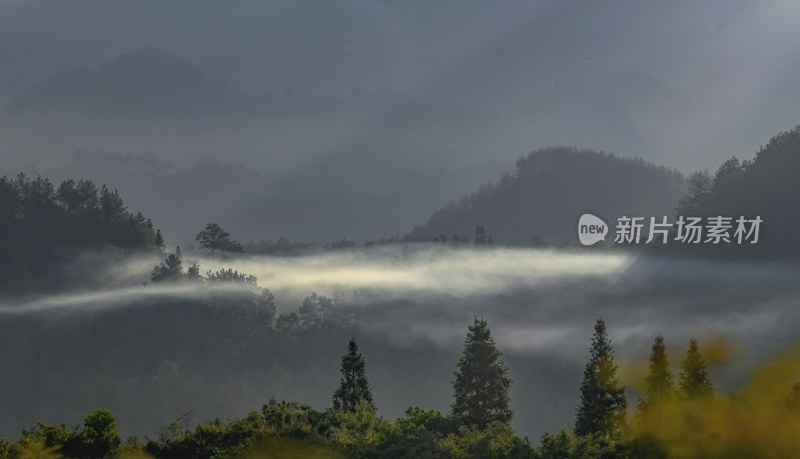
[373,407,447,458]
[262,399,327,438]
[678,338,713,400]
[332,337,375,412]
[450,318,512,429]
[10,409,121,459]
[65,408,121,458]
[436,422,534,459]
[575,319,627,438]
[329,400,383,457]
[535,428,624,459]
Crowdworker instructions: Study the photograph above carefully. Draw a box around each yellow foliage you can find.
[627,346,800,459]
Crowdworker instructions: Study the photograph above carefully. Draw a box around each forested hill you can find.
[407,147,686,245]
[0,174,160,292]
[672,124,800,259]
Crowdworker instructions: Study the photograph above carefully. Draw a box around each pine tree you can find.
[195,223,243,255]
[678,338,713,400]
[150,250,183,282]
[450,317,512,428]
[638,334,674,415]
[332,337,374,412]
[575,319,627,437]
[154,229,165,249]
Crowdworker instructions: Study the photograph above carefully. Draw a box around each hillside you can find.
[408,147,687,245]
[672,124,800,258]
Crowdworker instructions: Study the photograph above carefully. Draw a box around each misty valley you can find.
[3,2,800,457]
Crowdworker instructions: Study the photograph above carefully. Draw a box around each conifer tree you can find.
[332,337,374,412]
[678,338,713,400]
[638,334,674,415]
[154,229,165,249]
[575,319,627,437]
[150,250,183,282]
[450,317,512,428]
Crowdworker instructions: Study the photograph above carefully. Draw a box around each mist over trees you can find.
[0,174,160,291]
[3,316,791,458]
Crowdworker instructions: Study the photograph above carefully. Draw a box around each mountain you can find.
[407,147,687,245]
[4,47,250,118]
[41,151,505,245]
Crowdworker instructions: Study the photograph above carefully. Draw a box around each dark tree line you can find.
[0,174,160,290]
[1,316,750,458]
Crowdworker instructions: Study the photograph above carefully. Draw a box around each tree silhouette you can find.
[638,334,674,416]
[150,250,183,282]
[575,319,627,437]
[332,337,374,412]
[474,225,489,244]
[450,317,512,428]
[678,338,713,400]
[195,223,243,255]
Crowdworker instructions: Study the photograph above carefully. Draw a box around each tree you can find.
[298,293,335,329]
[638,335,674,416]
[150,250,184,283]
[678,338,713,400]
[185,263,201,281]
[61,409,121,458]
[332,337,374,412]
[450,318,513,428]
[195,223,243,255]
[474,225,489,244]
[154,229,165,249]
[675,171,711,216]
[574,319,627,438]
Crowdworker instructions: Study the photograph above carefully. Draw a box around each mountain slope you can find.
[408,147,687,245]
[4,47,247,117]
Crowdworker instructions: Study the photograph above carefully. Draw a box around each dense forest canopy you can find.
[0,174,160,291]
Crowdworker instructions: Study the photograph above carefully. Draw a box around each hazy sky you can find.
[2,0,800,244]
[2,0,800,173]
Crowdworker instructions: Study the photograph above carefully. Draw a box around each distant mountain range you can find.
[2,46,799,246]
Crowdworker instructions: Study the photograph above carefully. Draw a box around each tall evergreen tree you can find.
[678,338,714,400]
[450,317,512,428]
[638,335,674,416]
[575,319,627,437]
[332,337,374,412]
